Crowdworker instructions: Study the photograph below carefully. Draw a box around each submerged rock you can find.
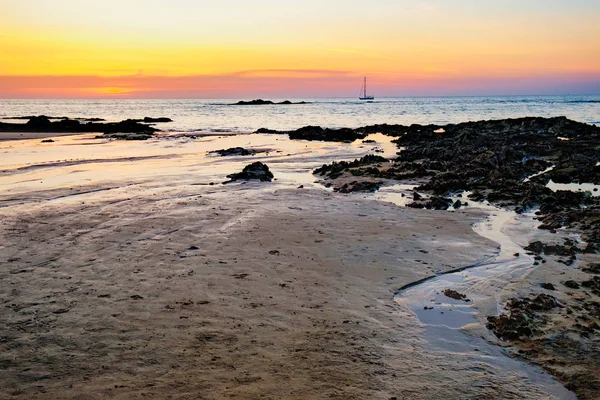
[226,162,274,182]
[442,289,468,301]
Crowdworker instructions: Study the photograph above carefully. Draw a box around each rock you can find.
[426,197,452,210]
[313,155,388,178]
[335,181,383,193]
[413,191,422,201]
[0,115,159,135]
[26,115,53,129]
[289,126,367,142]
[487,293,562,341]
[41,139,55,143]
[524,240,580,257]
[582,263,600,274]
[234,99,309,106]
[234,99,274,105]
[540,282,556,290]
[453,199,462,209]
[142,117,172,123]
[443,289,468,301]
[99,133,153,141]
[563,280,580,289]
[255,128,279,134]
[226,162,274,182]
[211,147,256,156]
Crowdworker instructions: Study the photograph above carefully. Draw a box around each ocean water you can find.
[1,95,599,132]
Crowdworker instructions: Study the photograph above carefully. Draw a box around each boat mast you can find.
[364,77,367,97]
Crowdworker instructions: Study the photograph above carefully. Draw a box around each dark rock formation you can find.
[0,115,158,135]
[540,283,556,290]
[255,128,280,134]
[335,181,383,193]
[313,155,388,179]
[443,289,468,301]
[226,162,274,182]
[487,294,562,340]
[407,196,453,210]
[255,125,368,142]
[289,126,366,142]
[234,99,309,106]
[210,147,256,156]
[141,117,172,123]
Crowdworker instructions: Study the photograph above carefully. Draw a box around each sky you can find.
[1,0,599,98]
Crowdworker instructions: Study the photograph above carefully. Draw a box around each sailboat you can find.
[359,77,374,100]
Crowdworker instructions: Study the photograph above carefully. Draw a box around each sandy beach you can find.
[1,127,589,399]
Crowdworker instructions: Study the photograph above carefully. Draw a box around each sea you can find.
[1,95,599,132]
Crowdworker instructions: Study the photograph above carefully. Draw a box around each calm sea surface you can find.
[1,95,599,132]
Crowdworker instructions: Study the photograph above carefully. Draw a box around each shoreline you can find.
[1,115,598,398]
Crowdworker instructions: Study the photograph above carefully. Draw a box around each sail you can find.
[359,77,374,100]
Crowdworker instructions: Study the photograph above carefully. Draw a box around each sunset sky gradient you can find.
[1,0,599,98]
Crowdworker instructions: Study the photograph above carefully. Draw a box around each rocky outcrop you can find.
[233,99,309,105]
[255,125,368,142]
[313,155,388,179]
[0,115,158,135]
[226,162,274,182]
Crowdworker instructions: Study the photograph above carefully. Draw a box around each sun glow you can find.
[1,0,599,97]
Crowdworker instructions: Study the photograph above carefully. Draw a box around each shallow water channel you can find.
[384,195,577,399]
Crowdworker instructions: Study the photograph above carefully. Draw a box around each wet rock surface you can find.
[335,181,383,193]
[226,162,274,182]
[310,117,600,250]
[487,291,600,399]
[256,125,368,142]
[442,289,469,301]
[0,115,159,135]
[210,147,257,156]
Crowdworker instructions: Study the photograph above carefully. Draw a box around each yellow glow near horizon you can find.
[1,0,599,96]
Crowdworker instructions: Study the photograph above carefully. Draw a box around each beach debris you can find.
[226,162,274,182]
[41,139,55,143]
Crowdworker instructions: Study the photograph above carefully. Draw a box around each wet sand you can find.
[0,131,86,141]
[0,133,578,399]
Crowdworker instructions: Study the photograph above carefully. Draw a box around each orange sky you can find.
[1,0,599,98]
